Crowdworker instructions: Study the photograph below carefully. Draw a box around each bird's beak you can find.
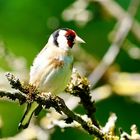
[75,35,85,43]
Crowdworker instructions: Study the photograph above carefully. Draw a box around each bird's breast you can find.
[39,55,73,94]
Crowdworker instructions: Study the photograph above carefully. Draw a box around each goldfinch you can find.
[18,28,85,129]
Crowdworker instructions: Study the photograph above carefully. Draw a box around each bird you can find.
[18,28,85,129]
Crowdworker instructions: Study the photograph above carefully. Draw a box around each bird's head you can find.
[48,28,85,51]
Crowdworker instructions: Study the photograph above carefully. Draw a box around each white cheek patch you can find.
[57,30,70,50]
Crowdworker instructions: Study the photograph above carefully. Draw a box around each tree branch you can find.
[1,72,105,139]
[0,73,140,139]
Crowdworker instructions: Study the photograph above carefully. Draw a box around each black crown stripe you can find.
[53,30,59,47]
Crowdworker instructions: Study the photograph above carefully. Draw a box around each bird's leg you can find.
[27,84,37,102]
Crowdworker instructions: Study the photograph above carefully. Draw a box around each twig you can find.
[0,90,26,105]
[6,73,26,92]
[48,96,104,139]
[88,0,140,88]
[66,70,99,127]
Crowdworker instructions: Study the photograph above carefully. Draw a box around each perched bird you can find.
[18,28,85,129]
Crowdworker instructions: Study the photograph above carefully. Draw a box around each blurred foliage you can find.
[0,101,24,137]
[0,0,140,139]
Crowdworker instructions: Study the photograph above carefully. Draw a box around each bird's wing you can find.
[30,56,54,86]
[29,43,51,83]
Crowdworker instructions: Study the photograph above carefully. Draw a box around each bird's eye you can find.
[66,35,74,41]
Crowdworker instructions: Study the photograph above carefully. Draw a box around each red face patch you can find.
[65,30,76,48]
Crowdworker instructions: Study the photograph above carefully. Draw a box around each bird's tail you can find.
[18,102,39,129]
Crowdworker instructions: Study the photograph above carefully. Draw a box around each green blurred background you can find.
[0,0,140,139]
